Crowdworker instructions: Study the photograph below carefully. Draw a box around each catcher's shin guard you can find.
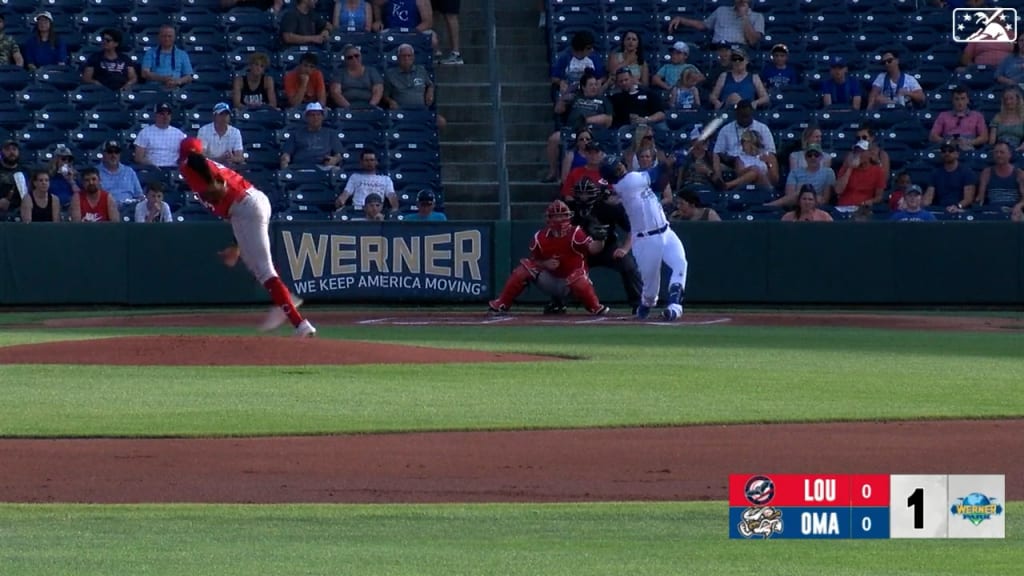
[493,264,536,309]
[567,273,603,314]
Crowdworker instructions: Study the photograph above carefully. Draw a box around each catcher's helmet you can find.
[573,178,601,204]
[545,199,572,231]
[599,155,624,184]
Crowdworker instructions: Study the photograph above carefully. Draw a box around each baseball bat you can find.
[696,114,727,143]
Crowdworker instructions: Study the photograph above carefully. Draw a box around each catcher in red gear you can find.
[488,199,610,315]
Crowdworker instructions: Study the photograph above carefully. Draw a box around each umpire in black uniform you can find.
[545,177,643,314]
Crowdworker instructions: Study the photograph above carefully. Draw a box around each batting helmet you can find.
[573,178,601,205]
[178,136,203,163]
[599,155,624,184]
[545,199,572,232]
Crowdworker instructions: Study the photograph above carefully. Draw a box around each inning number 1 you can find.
[907,488,924,529]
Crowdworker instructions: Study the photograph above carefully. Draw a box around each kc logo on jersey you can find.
[952,8,1018,43]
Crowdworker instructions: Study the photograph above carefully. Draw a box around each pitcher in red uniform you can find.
[178,137,316,337]
[488,199,610,315]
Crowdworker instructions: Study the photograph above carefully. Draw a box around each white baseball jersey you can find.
[614,168,669,236]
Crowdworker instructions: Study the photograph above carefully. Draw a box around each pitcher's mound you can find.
[0,335,561,366]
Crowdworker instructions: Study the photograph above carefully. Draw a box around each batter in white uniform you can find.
[599,155,689,320]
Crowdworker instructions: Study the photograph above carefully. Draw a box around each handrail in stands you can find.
[483,0,510,221]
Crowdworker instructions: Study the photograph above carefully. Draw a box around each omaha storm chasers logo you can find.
[952,8,1018,43]
[951,492,1004,526]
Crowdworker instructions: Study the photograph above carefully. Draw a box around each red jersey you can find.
[561,165,602,198]
[529,225,592,278]
[78,190,113,222]
[180,158,251,218]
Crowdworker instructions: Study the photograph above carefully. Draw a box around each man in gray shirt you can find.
[383,43,434,111]
[330,44,384,108]
[280,102,344,169]
[280,0,332,47]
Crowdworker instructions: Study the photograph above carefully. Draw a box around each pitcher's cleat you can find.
[259,297,303,332]
[294,319,317,338]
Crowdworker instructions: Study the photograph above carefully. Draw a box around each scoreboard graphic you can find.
[728,474,1005,540]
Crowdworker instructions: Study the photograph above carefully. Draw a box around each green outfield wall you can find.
[0,222,1021,306]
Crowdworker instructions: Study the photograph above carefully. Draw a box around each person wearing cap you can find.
[335,149,398,212]
[0,14,25,67]
[280,102,343,169]
[923,139,977,212]
[97,140,144,204]
[712,99,776,183]
[22,11,68,71]
[544,72,611,183]
[976,141,1024,220]
[889,185,936,222]
[280,0,333,46]
[769,143,836,208]
[403,189,446,221]
[347,192,386,221]
[233,53,278,110]
[46,144,81,208]
[928,86,988,150]
[0,139,28,218]
[781,185,833,222]
[709,45,769,111]
[607,31,649,89]
[609,67,666,131]
[835,139,887,208]
[820,56,862,110]
[761,43,799,92]
[561,141,604,198]
[70,167,119,223]
[198,103,245,165]
[134,103,188,168]
[82,28,137,93]
[788,125,833,172]
[330,44,384,109]
[284,52,327,109]
[652,41,703,92]
[668,0,764,49]
[141,25,193,90]
[867,50,925,110]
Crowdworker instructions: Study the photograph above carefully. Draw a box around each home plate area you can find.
[356,313,734,327]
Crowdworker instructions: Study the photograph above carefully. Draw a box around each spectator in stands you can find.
[280,102,343,170]
[708,46,769,111]
[403,189,446,221]
[232,52,278,110]
[0,138,27,218]
[334,0,374,32]
[383,43,446,128]
[552,129,592,186]
[670,188,720,221]
[330,44,384,109]
[995,35,1024,89]
[561,142,603,198]
[82,29,137,93]
[609,68,666,133]
[0,14,25,67]
[923,140,977,212]
[835,140,886,207]
[544,73,611,183]
[432,0,463,65]
[788,125,832,172]
[70,168,119,223]
[348,192,386,221]
[668,0,764,49]
[653,42,702,93]
[625,124,660,172]
[47,144,80,209]
[221,0,283,11]
[957,24,1013,71]
[22,12,67,71]
[820,57,862,110]
[781,185,833,222]
[888,171,914,211]
[284,53,328,109]
[669,68,701,111]
[607,31,649,88]
[280,0,333,47]
[97,140,143,205]
[19,169,60,223]
[770,144,835,208]
[134,103,188,169]
[701,43,732,96]
[141,25,194,90]
[976,141,1024,215]
[372,0,438,53]
[550,31,605,99]
[867,50,925,110]
[889,185,936,221]
[988,86,1024,150]
[675,131,716,193]
[335,149,398,211]
[633,140,672,205]
[724,130,777,191]
[712,100,776,184]
[761,43,799,93]
[134,181,173,223]
[851,123,891,180]
[929,86,989,150]
[198,103,245,165]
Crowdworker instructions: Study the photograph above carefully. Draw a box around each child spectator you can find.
[652,42,702,92]
[669,68,701,111]
[135,182,174,223]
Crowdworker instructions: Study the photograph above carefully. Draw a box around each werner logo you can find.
[952,8,1018,43]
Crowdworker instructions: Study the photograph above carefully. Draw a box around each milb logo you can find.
[952,8,1018,43]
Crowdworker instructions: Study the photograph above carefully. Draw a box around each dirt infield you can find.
[1,310,1020,504]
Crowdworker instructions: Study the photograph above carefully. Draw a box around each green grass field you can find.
[1,310,1021,574]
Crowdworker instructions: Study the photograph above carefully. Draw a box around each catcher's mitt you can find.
[588,223,609,241]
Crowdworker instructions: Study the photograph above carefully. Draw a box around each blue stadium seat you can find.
[848,0,896,14]
[76,8,123,34]
[34,104,81,131]
[277,207,335,222]
[122,88,173,111]
[227,27,276,53]
[221,8,275,32]
[0,65,31,92]
[181,27,227,54]
[69,84,114,110]
[799,28,849,52]
[339,107,389,130]
[389,148,440,172]
[972,90,1001,114]
[0,102,30,131]
[34,66,81,91]
[16,125,67,151]
[125,8,173,33]
[174,8,223,31]
[1,0,38,14]
[904,9,949,33]
[83,104,134,131]
[383,32,432,69]
[70,125,118,151]
[863,108,915,130]
[242,146,280,171]
[764,107,810,132]
[899,29,943,53]
[914,65,954,92]
[812,109,865,131]
[16,83,66,110]
[387,128,438,152]
[289,185,338,212]
[138,0,184,9]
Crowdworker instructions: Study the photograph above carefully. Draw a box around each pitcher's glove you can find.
[588,223,609,241]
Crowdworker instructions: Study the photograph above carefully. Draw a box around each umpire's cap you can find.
[599,155,624,184]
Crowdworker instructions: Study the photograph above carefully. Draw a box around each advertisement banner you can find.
[274,222,492,301]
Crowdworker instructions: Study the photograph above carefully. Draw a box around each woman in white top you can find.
[725,130,778,190]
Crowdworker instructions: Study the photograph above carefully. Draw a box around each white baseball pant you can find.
[631,226,688,307]
[228,188,278,284]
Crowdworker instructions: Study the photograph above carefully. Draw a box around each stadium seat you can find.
[137,0,184,9]
[289,185,339,213]
[900,29,943,53]
[33,104,81,131]
[812,109,864,131]
[0,65,30,92]
[16,83,66,111]
[34,66,81,91]
[122,88,173,111]
[1,0,38,14]
[0,102,30,131]
[340,107,389,130]
[921,44,962,70]
[70,125,118,151]
[389,148,440,172]
[904,9,949,33]
[174,8,223,31]
[125,8,173,32]
[227,27,276,54]
[221,8,275,32]
[83,104,134,131]
[242,146,280,171]
[16,125,67,151]
[76,8,122,34]
[972,91,1001,114]
[181,27,227,54]
[69,84,114,110]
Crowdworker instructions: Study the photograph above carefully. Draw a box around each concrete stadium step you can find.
[444,102,550,124]
[444,202,499,221]
[511,202,549,221]
[455,43,548,67]
[441,141,497,164]
[444,181,500,204]
[459,9,541,29]
[437,63,543,84]
[441,121,496,142]
[439,82,546,103]
[510,181,559,204]
[505,141,548,164]
[507,161,550,182]
[504,121,554,142]
[442,162,500,182]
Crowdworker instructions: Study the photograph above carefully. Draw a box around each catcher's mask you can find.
[545,199,572,233]
[573,177,601,206]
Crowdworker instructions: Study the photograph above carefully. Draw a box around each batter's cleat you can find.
[591,305,610,316]
[661,303,683,321]
[487,300,509,315]
[543,302,567,315]
[259,297,303,332]
[635,304,651,320]
[294,319,316,338]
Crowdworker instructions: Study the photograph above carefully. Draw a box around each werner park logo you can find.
[952,8,1018,43]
